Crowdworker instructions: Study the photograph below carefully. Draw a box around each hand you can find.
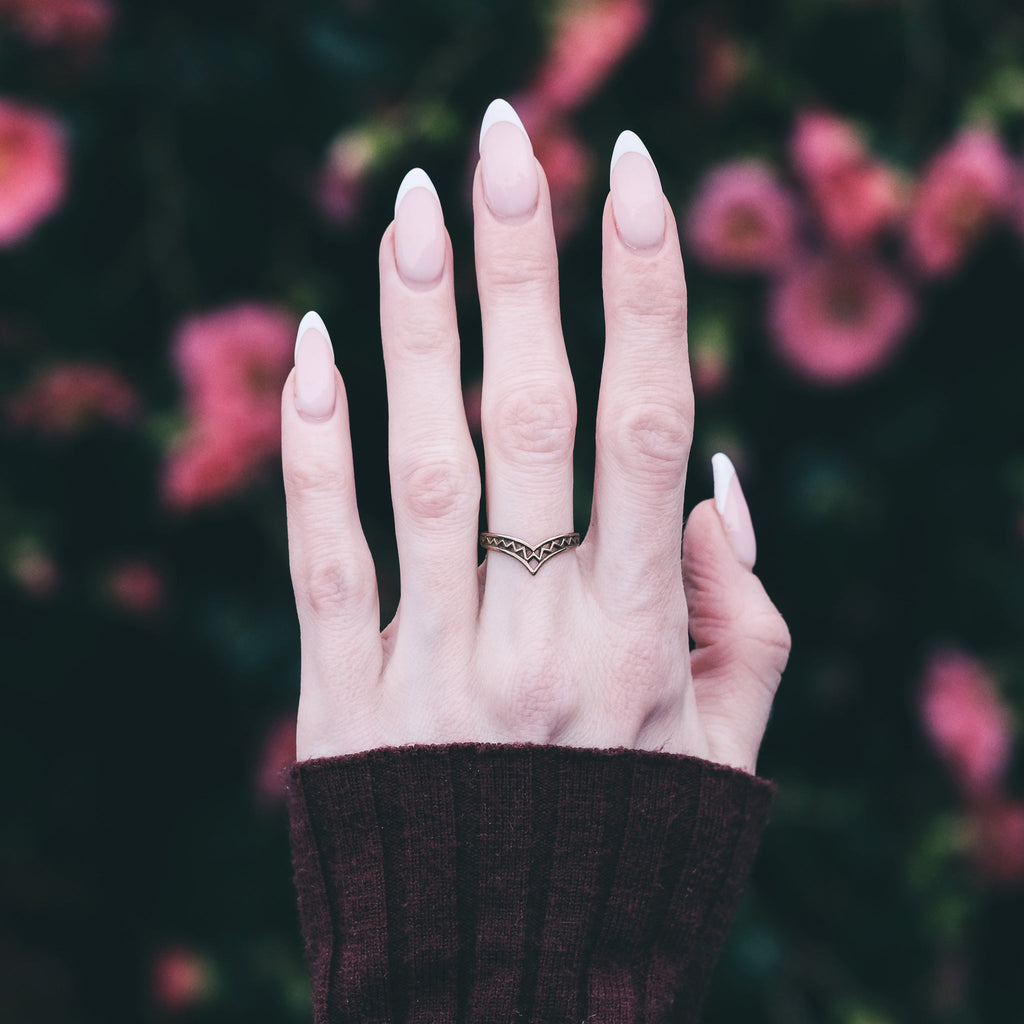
[281,100,790,774]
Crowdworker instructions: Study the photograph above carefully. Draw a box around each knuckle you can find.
[389,310,455,358]
[488,382,577,462]
[736,605,792,683]
[758,608,793,669]
[502,672,574,737]
[618,277,687,334]
[300,554,374,620]
[601,401,692,481]
[284,460,351,503]
[484,249,558,295]
[394,454,480,523]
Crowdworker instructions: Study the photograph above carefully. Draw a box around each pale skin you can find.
[281,101,791,775]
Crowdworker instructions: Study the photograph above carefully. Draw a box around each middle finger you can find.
[474,100,577,570]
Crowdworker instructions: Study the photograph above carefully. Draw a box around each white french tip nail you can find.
[394,167,438,218]
[711,452,736,516]
[479,98,528,151]
[295,310,329,361]
[609,130,653,183]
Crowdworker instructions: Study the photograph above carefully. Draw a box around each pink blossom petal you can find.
[920,650,1014,800]
[907,128,1013,276]
[970,799,1024,885]
[151,947,213,1012]
[164,303,295,510]
[531,0,652,113]
[0,0,113,47]
[0,98,68,246]
[5,362,140,433]
[768,254,916,384]
[685,161,799,273]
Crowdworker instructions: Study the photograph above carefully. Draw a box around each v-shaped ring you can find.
[479,532,581,575]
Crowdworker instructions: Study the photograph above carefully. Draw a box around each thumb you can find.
[682,454,791,773]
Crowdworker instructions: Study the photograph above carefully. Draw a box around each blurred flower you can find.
[316,126,377,225]
[907,128,1013,276]
[969,798,1024,885]
[0,98,68,246]
[174,303,294,430]
[151,947,213,1013]
[791,110,866,182]
[694,20,744,108]
[257,716,297,807]
[6,361,139,433]
[107,560,164,615]
[768,254,916,384]
[690,311,733,396]
[0,0,113,48]
[530,116,593,241]
[920,649,1014,801]
[530,0,652,113]
[9,545,58,596]
[163,304,295,511]
[685,161,798,272]
[791,110,905,248]
[162,425,262,510]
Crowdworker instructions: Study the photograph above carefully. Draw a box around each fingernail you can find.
[610,130,665,251]
[394,168,446,286]
[294,310,336,422]
[479,98,539,220]
[712,452,757,570]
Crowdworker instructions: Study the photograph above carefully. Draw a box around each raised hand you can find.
[281,99,790,774]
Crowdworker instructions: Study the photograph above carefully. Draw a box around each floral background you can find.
[2,0,1023,1021]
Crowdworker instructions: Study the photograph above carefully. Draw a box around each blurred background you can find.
[2,0,1023,1020]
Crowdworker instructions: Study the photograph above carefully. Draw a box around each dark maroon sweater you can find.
[287,743,774,1024]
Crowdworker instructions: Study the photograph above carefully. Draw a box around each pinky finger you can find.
[282,312,382,754]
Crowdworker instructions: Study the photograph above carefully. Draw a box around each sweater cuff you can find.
[287,743,775,1024]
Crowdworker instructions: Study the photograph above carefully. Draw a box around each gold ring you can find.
[479,532,580,575]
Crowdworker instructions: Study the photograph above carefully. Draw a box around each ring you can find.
[479,532,580,575]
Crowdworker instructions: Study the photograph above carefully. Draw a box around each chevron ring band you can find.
[479,532,580,575]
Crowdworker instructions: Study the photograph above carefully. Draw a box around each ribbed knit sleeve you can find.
[287,743,775,1024]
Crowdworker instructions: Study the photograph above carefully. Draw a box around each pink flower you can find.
[530,0,652,113]
[0,0,113,48]
[791,110,905,247]
[256,716,297,807]
[0,98,68,246]
[6,361,139,433]
[814,162,905,248]
[108,560,164,615]
[791,110,865,182]
[907,128,1013,276]
[685,161,799,272]
[694,21,744,109]
[151,947,213,1012]
[920,649,1014,800]
[315,127,376,225]
[162,426,262,510]
[970,799,1024,885]
[768,254,916,384]
[163,304,295,510]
